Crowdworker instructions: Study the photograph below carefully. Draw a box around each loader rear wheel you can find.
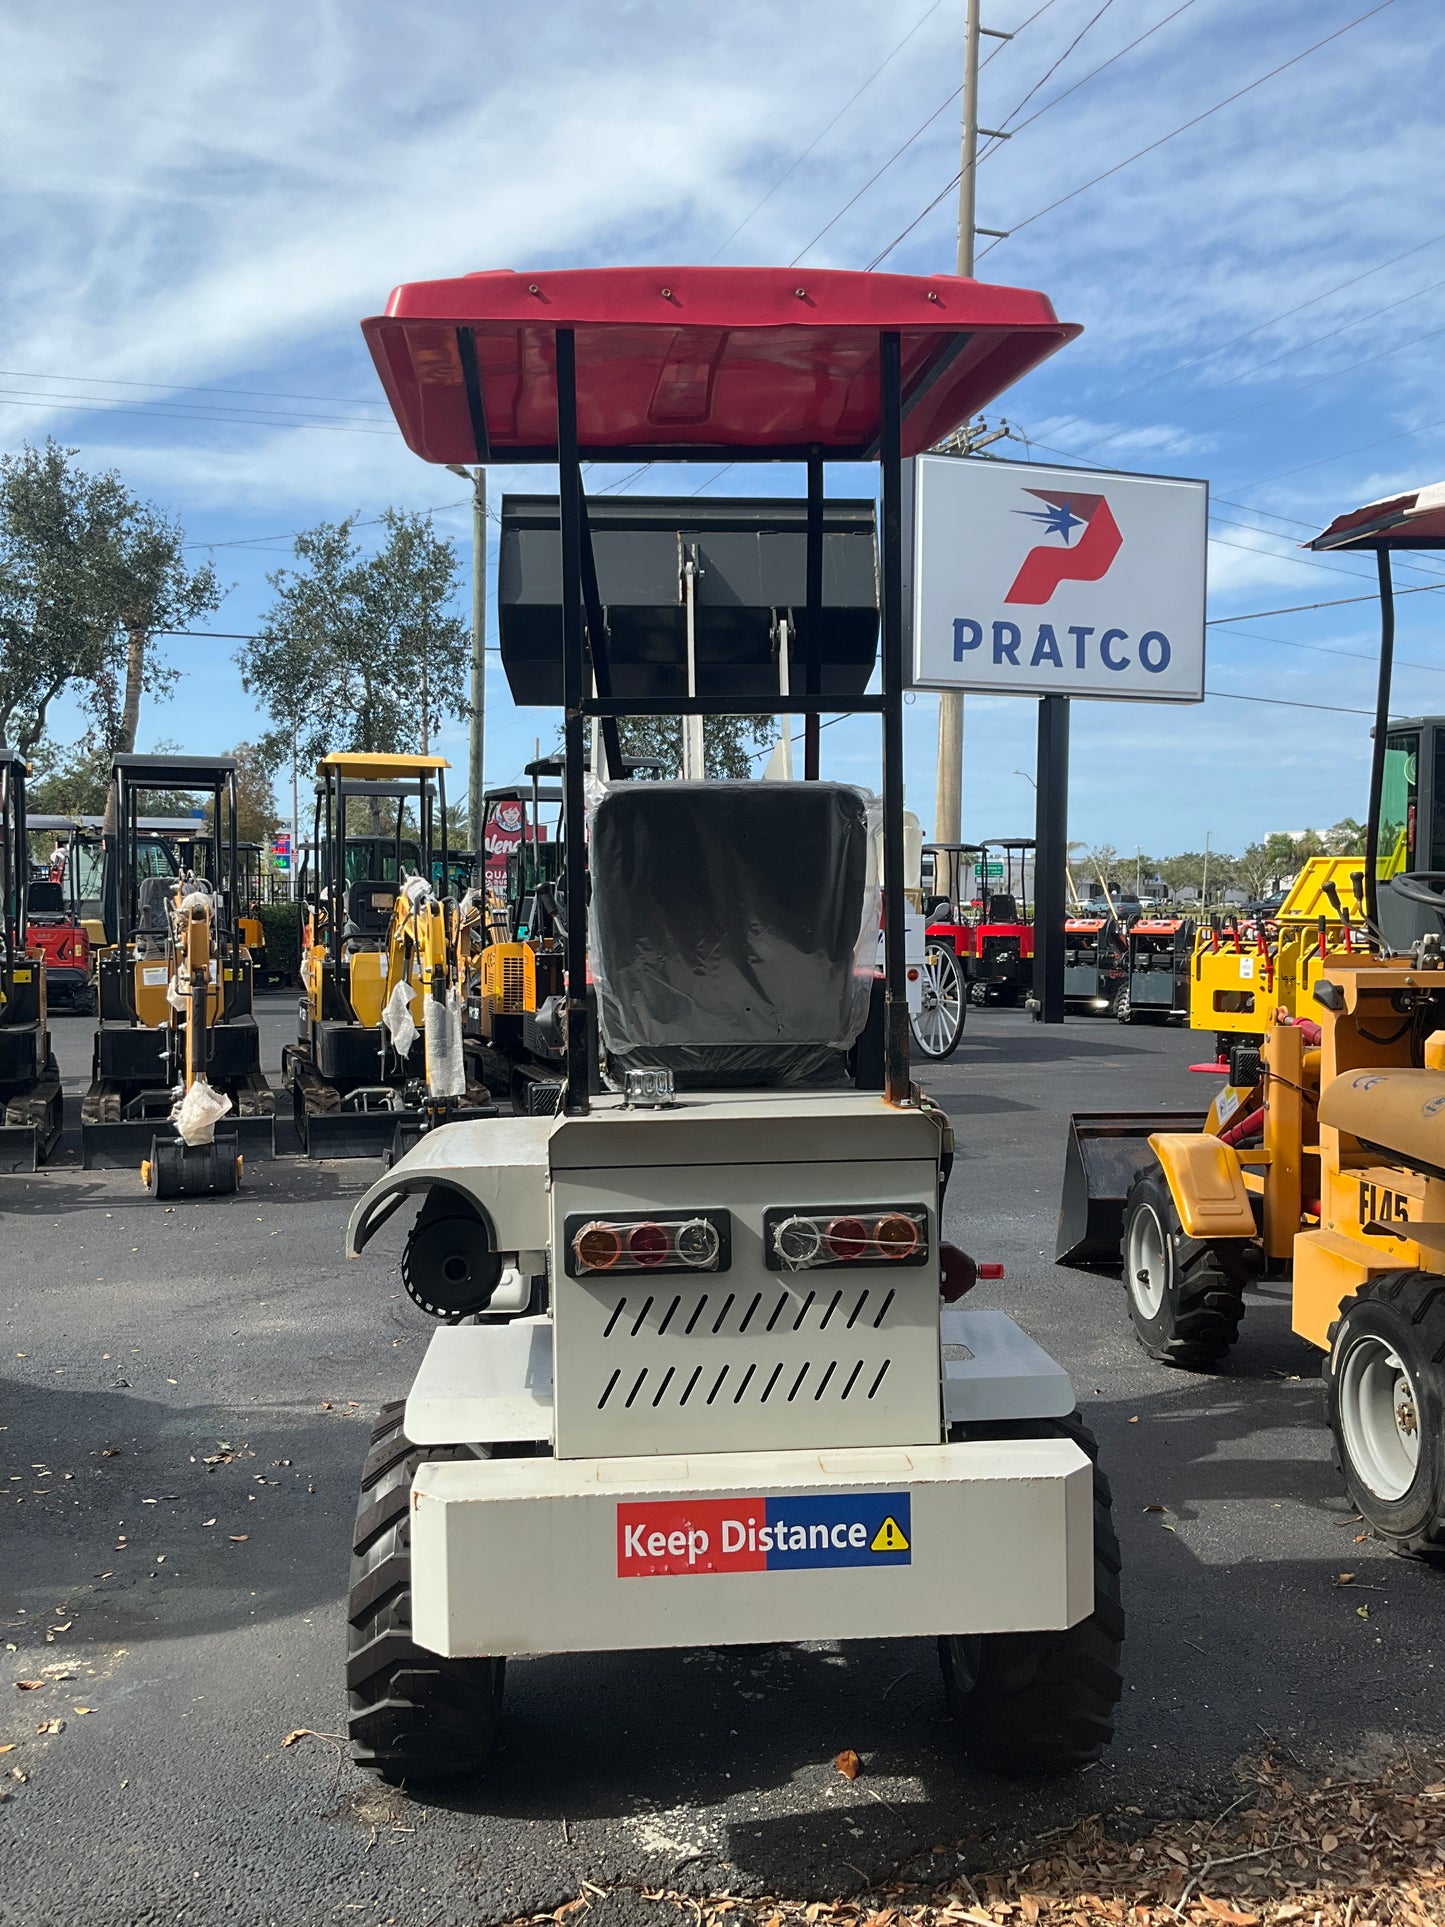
[1113,984,1132,1024]
[1121,1169,1247,1369]
[969,980,989,1008]
[347,1402,504,1784]
[940,1413,1123,1774]
[1326,1275,1445,1558]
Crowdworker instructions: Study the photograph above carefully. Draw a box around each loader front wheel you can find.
[940,1413,1123,1773]
[1121,1169,1247,1369]
[347,1402,504,1784]
[1326,1276,1445,1558]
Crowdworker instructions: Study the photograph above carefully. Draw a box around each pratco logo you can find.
[1005,490,1124,606]
[617,1494,911,1578]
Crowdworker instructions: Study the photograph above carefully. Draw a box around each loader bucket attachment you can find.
[1055,1110,1209,1267]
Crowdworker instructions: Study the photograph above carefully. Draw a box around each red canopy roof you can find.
[1306,482,1445,551]
[361,265,1080,465]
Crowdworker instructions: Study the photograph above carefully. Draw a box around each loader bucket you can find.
[1055,1110,1208,1267]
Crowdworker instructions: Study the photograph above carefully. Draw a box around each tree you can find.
[0,441,218,769]
[603,714,776,779]
[1326,816,1367,857]
[241,512,470,777]
[26,735,114,816]
[200,742,280,848]
[95,504,220,779]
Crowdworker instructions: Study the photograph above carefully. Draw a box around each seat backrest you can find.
[135,874,173,934]
[346,878,398,940]
[588,781,874,1087]
[27,880,65,918]
[986,893,1018,923]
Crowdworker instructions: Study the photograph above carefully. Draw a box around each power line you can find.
[1205,689,1372,717]
[793,0,1062,267]
[988,0,1119,141]
[1216,621,1445,678]
[1039,228,1445,447]
[709,0,945,263]
[1228,411,1445,495]
[0,368,384,409]
[181,498,474,554]
[0,390,396,436]
[1068,273,1445,466]
[1207,582,1445,626]
[973,1,1400,263]
[866,0,1205,270]
[990,0,1201,146]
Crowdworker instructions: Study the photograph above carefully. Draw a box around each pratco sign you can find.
[904,455,1207,703]
[617,1493,911,1577]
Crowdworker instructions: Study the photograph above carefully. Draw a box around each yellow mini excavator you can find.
[1059,482,1445,1555]
[81,755,276,1191]
[286,753,494,1157]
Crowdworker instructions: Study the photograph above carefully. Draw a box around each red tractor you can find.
[25,815,96,1013]
[923,839,1035,1010]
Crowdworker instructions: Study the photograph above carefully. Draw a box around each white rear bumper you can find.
[410,1437,1093,1657]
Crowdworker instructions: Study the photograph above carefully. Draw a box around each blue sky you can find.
[5,0,1444,859]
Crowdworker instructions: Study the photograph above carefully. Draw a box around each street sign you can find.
[904,456,1207,703]
[980,862,1003,878]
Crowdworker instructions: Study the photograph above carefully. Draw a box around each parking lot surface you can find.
[3,998,1441,1927]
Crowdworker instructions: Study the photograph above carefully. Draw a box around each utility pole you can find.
[934,1,1011,865]
[447,463,487,840]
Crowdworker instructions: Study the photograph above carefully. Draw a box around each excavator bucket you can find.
[1055,1110,1208,1266]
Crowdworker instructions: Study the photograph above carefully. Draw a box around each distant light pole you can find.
[446,463,487,841]
[1202,829,1213,907]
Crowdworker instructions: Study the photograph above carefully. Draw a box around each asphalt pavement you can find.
[2,997,1441,1927]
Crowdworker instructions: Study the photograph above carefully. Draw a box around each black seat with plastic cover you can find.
[588,782,874,1087]
[987,893,1019,922]
[27,880,66,919]
[135,874,174,934]
[345,878,398,942]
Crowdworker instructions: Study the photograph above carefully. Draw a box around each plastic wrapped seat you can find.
[588,782,876,1087]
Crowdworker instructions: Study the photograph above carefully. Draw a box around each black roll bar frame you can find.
[551,326,910,1115]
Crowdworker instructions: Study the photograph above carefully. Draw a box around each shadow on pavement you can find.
[2,1374,363,1649]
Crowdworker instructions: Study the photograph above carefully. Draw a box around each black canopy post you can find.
[879,331,911,1104]
[1032,694,1070,1025]
[804,450,825,781]
[556,328,591,1114]
[1364,547,1396,939]
[575,495,627,780]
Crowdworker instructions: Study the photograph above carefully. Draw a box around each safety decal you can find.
[617,1493,911,1577]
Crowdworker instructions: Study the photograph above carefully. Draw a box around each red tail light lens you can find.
[626,1221,672,1268]
[824,1217,869,1262]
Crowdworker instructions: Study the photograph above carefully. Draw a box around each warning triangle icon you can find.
[870,1515,909,1553]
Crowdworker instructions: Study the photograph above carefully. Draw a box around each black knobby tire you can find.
[968,980,989,1008]
[1121,1168,1248,1369]
[1113,983,1132,1024]
[1325,1274,1445,1558]
[347,1402,504,1783]
[939,1413,1124,1774]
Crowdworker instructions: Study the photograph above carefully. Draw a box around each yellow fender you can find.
[1147,1131,1256,1240]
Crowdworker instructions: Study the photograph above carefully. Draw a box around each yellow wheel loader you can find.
[1059,482,1445,1555]
[286,753,495,1158]
[1188,855,1374,1062]
[81,756,275,1178]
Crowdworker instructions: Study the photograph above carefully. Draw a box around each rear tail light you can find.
[764,1206,929,1272]
[567,1210,729,1277]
